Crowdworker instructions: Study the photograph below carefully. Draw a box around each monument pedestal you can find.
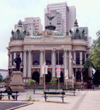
[10,71,25,92]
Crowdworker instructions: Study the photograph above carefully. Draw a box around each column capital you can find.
[63,49,67,52]
[40,49,44,52]
[28,50,32,52]
[68,50,73,52]
[24,50,27,52]
[51,48,56,52]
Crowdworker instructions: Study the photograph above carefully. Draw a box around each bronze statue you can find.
[14,53,21,71]
[47,15,55,21]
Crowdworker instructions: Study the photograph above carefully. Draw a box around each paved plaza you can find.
[0,89,100,110]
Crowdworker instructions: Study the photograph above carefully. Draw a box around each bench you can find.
[62,88,76,96]
[43,91,65,103]
[74,87,81,91]
[0,91,19,100]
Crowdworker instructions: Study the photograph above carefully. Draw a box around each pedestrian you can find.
[4,85,15,99]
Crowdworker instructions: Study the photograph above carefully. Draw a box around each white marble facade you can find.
[8,29,92,86]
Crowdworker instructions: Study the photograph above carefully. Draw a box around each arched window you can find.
[33,51,40,65]
[32,71,40,83]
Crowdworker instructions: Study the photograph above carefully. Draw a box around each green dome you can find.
[69,20,86,40]
[10,20,26,41]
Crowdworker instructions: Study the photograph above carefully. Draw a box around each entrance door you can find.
[45,71,51,83]
[32,71,40,83]
[60,72,64,83]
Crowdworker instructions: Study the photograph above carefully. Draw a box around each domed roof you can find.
[69,20,86,40]
[10,20,26,41]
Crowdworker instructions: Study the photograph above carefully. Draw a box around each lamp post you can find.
[81,68,83,89]
[58,50,60,91]
[44,34,46,92]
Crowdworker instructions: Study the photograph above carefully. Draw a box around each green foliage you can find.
[0,74,3,82]
[83,57,96,69]
[84,30,100,70]
[28,79,36,85]
[50,78,57,86]
[27,95,32,101]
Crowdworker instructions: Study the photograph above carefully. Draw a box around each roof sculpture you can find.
[10,20,26,41]
[69,19,86,40]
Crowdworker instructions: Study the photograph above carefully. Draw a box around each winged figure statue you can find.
[47,15,55,21]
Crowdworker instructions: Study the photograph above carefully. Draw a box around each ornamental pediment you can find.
[43,30,54,37]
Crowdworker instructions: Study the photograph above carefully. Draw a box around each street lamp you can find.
[58,50,60,91]
[43,33,46,92]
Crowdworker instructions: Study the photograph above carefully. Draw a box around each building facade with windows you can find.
[15,17,43,36]
[7,20,92,88]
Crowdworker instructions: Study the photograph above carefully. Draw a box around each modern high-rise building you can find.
[46,2,76,33]
[15,17,43,36]
[67,6,76,31]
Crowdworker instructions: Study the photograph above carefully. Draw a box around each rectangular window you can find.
[45,51,51,65]
[76,52,80,64]
[12,53,14,65]
[57,23,61,25]
[82,52,85,64]
[56,51,63,65]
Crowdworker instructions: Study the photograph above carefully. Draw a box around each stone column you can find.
[52,49,56,77]
[69,51,72,78]
[74,51,76,65]
[64,50,68,84]
[64,50,68,74]
[10,53,12,66]
[40,50,44,77]
[28,50,31,78]
[80,52,82,65]
[40,50,44,85]
[23,51,26,78]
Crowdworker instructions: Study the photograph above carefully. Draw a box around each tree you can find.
[84,30,100,85]
[50,78,57,89]
[0,74,3,82]
[84,30,100,70]
[28,79,36,94]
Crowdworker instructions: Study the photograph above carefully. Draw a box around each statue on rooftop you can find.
[47,15,55,21]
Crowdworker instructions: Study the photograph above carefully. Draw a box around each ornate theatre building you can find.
[7,20,92,88]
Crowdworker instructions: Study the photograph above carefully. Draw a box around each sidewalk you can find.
[0,89,100,110]
[15,89,100,110]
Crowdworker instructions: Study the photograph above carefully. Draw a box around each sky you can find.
[0,0,100,69]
